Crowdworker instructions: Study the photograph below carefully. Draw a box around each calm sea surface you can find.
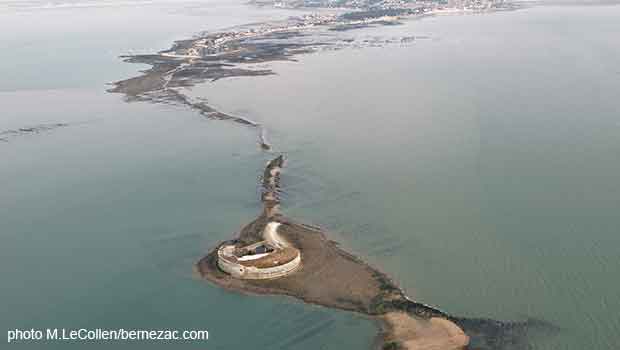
[1,1,619,350]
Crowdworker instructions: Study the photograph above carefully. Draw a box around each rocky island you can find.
[196,156,557,350]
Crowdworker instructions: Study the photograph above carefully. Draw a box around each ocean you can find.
[1,1,619,349]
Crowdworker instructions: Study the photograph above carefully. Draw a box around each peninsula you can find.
[109,0,520,150]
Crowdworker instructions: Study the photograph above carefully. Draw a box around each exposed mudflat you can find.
[196,214,464,350]
[197,214,401,315]
[107,15,423,151]
[196,213,558,350]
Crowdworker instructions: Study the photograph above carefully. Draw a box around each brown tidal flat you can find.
[197,214,398,314]
[196,214,468,350]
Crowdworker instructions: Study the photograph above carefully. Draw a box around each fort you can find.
[216,222,301,279]
[215,156,302,280]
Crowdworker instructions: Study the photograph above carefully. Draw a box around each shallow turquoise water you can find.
[0,2,376,350]
[1,2,619,350]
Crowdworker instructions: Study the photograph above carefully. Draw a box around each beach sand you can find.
[382,312,469,350]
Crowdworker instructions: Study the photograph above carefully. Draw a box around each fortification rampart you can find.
[217,244,301,279]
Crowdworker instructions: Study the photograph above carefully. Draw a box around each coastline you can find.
[107,3,521,151]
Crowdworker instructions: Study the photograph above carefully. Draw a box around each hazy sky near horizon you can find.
[2,0,620,10]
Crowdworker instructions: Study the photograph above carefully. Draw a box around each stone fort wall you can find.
[217,245,301,280]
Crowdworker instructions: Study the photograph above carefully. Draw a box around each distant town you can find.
[161,13,340,59]
[162,0,514,60]
[261,0,509,11]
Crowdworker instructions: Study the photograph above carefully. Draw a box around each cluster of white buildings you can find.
[273,0,507,10]
[162,14,338,59]
[371,0,505,10]
[160,0,507,60]
[444,0,505,9]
